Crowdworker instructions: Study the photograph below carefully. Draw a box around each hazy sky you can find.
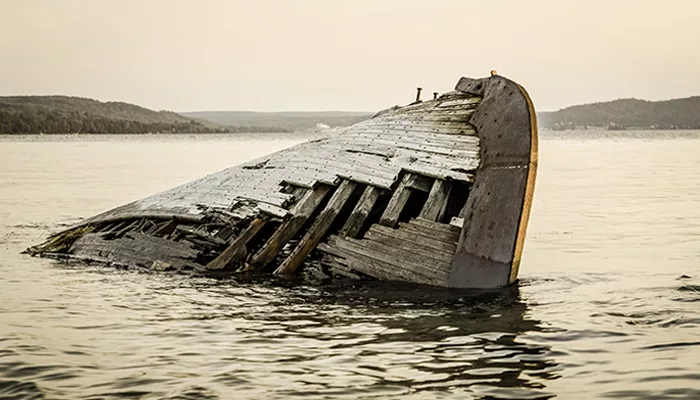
[2,0,699,112]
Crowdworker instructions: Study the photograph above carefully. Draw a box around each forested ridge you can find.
[0,96,289,134]
[538,96,700,130]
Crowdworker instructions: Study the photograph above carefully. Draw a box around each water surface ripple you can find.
[1,131,699,399]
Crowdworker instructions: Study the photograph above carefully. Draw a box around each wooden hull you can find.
[27,75,537,288]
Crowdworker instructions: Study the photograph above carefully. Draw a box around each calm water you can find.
[1,131,699,399]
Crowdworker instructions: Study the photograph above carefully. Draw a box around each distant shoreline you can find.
[3,128,700,137]
[3,94,700,134]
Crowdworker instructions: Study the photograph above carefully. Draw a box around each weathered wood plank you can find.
[340,185,381,238]
[320,236,447,285]
[379,173,415,227]
[349,121,477,135]
[328,136,480,158]
[410,217,461,235]
[366,224,457,254]
[206,217,269,270]
[394,159,476,182]
[175,225,227,246]
[249,186,332,270]
[273,152,398,176]
[337,236,452,274]
[338,129,480,147]
[419,180,452,222]
[113,219,140,238]
[322,254,363,280]
[272,157,397,189]
[275,180,358,275]
[256,202,291,219]
[105,220,130,233]
[404,174,433,192]
[396,222,460,244]
[317,242,398,282]
[361,231,454,264]
[69,232,202,270]
[372,112,478,123]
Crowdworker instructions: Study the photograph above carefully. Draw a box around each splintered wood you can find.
[247,186,330,269]
[318,218,461,286]
[74,91,480,225]
[275,180,358,275]
[340,186,381,238]
[29,89,484,286]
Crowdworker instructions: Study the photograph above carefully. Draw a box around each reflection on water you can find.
[0,267,555,400]
[1,132,699,399]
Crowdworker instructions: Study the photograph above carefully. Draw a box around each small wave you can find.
[678,285,700,293]
[0,379,44,400]
[639,341,700,351]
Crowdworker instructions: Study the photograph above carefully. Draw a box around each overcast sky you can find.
[2,0,699,112]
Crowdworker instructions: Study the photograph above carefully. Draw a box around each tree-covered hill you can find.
[0,95,225,134]
[0,96,289,134]
[538,96,700,130]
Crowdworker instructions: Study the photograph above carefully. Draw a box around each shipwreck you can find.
[27,74,538,288]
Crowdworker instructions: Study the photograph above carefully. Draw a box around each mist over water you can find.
[1,131,699,399]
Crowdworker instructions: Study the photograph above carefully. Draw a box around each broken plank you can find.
[360,232,454,264]
[340,185,381,238]
[396,222,460,244]
[410,217,461,235]
[275,180,358,275]
[366,224,457,254]
[317,241,410,282]
[419,179,453,222]
[249,185,332,270]
[256,202,291,219]
[321,254,363,280]
[379,173,415,227]
[206,217,268,270]
[339,235,453,275]
[320,236,447,285]
[404,173,434,192]
[113,219,141,238]
[175,225,227,246]
[394,158,476,182]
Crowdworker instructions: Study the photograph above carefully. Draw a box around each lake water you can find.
[1,131,699,399]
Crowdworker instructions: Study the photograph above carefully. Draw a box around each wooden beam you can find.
[412,217,461,235]
[362,230,454,264]
[419,179,452,222]
[404,174,433,192]
[275,180,358,275]
[366,224,457,254]
[339,185,381,238]
[206,217,268,270]
[248,186,332,270]
[399,221,460,243]
[318,236,447,285]
[379,173,415,227]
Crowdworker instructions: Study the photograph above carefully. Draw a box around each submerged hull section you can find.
[27,75,537,288]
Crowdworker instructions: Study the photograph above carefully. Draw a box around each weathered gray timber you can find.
[248,186,331,270]
[275,179,358,275]
[419,179,452,222]
[27,74,537,289]
[379,173,416,228]
[206,217,268,270]
[340,185,381,238]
